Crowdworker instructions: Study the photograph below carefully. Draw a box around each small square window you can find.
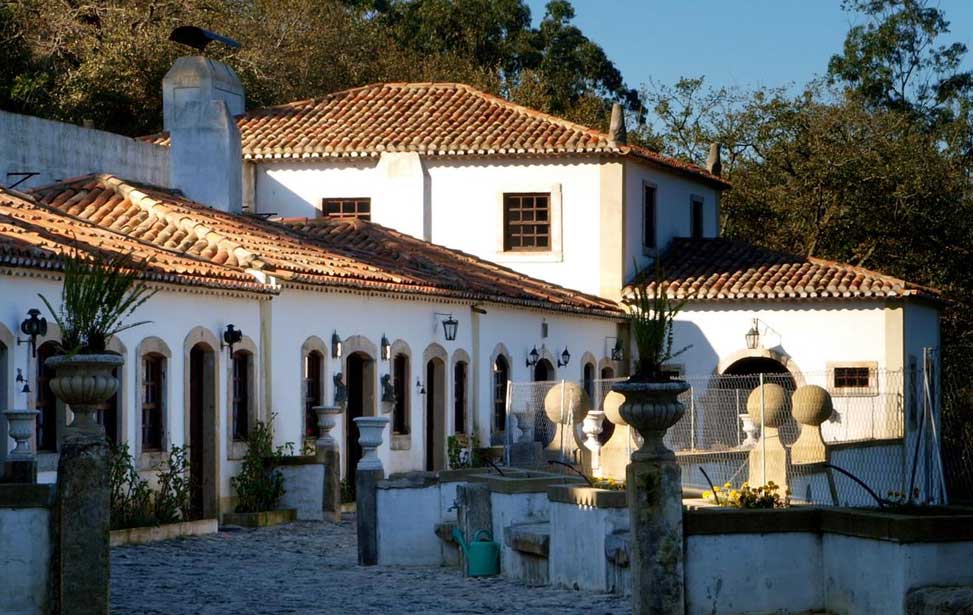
[503,193,550,251]
[829,363,878,397]
[321,198,371,220]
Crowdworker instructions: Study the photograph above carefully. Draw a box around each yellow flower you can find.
[723,482,733,489]
[713,485,721,492]
[702,491,713,500]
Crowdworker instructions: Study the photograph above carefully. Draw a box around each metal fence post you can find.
[760,372,766,486]
[689,385,696,452]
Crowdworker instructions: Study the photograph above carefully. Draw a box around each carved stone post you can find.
[314,405,343,523]
[613,379,690,615]
[354,416,388,566]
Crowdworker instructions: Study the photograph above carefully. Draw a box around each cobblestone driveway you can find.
[111,517,629,615]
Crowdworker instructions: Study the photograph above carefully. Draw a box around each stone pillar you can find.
[791,385,833,465]
[55,428,110,615]
[354,416,388,566]
[614,380,691,615]
[314,405,343,523]
[746,383,791,489]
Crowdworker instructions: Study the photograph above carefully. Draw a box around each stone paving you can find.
[111,516,629,615]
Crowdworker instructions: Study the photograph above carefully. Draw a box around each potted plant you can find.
[40,251,156,433]
[611,261,691,461]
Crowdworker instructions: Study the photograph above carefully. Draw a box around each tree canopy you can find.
[0,0,637,135]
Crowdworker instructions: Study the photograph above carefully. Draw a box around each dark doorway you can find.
[712,356,799,448]
[532,357,556,446]
[189,343,217,519]
[425,357,446,471]
[533,358,554,382]
[346,353,365,487]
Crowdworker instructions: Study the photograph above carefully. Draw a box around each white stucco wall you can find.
[376,483,443,566]
[0,111,169,191]
[1,274,264,507]
[0,505,50,615]
[623,160,721,282]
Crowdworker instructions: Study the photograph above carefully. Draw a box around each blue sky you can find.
[525,0,973,93]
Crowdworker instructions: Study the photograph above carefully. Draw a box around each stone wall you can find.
[0,484,54,615]
[0,110,169,191]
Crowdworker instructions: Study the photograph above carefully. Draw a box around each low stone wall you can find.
[109,518,219,546]
[0,484,54,615]
[273,456,325,521]
[548,486,628,593]
[376,473,443,566]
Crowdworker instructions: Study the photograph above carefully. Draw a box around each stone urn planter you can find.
[314,405,343,450]
[45,353,124,433]
[353,416,389,471]
[3,408,40,459]
[611,380,690,461]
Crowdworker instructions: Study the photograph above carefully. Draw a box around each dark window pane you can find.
[493,356,509,432]
[232,351,251,441]
[503,193,551,251]
[141,354,165,450]
[393,354,409,434]
[644,186,657,248]
[454,362,467,434]
[304,351,323,438]
[35,341,59,451]
[834,367,871,389]
[321,198,371,220]
[691,198,704,239]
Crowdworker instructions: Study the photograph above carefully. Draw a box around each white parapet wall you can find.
[0,110,169,191]
[0,485,53,615]
[376,474,444,566]
[548,486,629,593]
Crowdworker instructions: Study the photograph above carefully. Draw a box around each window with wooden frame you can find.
[141,353,165,451]
[643,185,657,249]
[503,192,550,251]
[493,355,509,432]
[690,197,704,239]
[583,362,595,400]
[829,362,879,397]
[321,198,371,220]
[35,341,59,452]
[454,361,468,434]
[392,353,410,435]
[231,350,252,441]
[304,350,324,438]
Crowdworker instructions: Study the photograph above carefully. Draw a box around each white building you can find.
[0,51,944,512]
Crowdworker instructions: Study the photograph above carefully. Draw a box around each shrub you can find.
[154,445,192,524]
[702,481,791,509]
[109,443,155,530]
[230,416,293,513]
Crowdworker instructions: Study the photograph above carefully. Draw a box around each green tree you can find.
[827,0,973,124]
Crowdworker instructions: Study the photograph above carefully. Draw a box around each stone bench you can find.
[502,522,550,586]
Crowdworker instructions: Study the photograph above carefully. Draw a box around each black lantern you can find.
[526,346,540,368]
[610,338,624,362]
[416,378,426,395]
[381,334,391,361]
[441,315,458,341]
[18,308,47,357]
[222,324,243,354]
[558,347,571,368]
[331,331,343,359]
[745,319,760,350]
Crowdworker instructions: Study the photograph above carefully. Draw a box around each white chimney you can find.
[163,56,244,214]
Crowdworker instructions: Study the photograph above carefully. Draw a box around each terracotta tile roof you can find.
[0,188,274,294]
[278,216,622,316]
[637,238,940,303]
[138,82,729,188]
[30,175,622,316]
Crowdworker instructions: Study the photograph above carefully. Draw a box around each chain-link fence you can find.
[504,360,949,508]
[941,347,973,504]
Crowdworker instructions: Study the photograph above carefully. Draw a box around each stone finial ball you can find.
[746,383,791,428]
[791,385,833,426]
[602,391,627,426]
[544,381,591,425]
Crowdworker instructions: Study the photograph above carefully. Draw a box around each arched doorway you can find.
[345,351,376,486]
[425,357,447,471]
[532,358,556,446]
[188,342,218,518]
[712,356,799,448]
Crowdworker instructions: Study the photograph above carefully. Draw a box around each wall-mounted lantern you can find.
[331,331,343,359]
[435,313,459,341]
[745,319,760,350]
[381,334,391,361]
[557,347,571,368]
[221,324,243,354]
[416,378,426,395]
[525,346,540,368]
[17,308,47,357]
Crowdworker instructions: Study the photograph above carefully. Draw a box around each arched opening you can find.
[453,361,468,435]
[345,351,376,485]
[425,357,446,471]
[188,342,218,519]
[533,358,554,382]
[35,341,60,452]
[493,355,510,433]
[303,350,324,439]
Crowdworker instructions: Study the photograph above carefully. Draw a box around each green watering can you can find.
[452,527,500,577]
